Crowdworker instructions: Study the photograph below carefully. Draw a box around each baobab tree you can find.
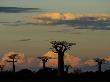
[0,59,5,72]
[0,64,5,72]
[38,56,52,70]
[64,65,72,73]
[7,54,18,73]
[50,41,76,76]
[94,58,105,72]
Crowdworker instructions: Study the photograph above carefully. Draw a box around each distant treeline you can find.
[0,68,110,81]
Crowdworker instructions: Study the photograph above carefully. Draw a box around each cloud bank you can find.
[1,12,110,30]
[0,51,110,72]
[42,51,81,68]
[31,12,110,30]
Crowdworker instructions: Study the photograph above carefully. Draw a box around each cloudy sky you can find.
[0,0,110,60]
[0,0,110,13]
[0,0,110,72]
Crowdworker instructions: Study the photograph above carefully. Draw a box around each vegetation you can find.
[37,56,52,69]
[94,58,105,72]
[64,65,72,73]
[50,41,76,76]
[6,54,19,73]
[0,64,5,72]
[0,41,110,81]
[0,68,110,81]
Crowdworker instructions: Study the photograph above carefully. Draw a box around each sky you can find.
[0,0,110,71]
[0,0,110,59]
[0,0,110,13]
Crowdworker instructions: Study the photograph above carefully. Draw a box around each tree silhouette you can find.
[94,58,105,72]
[38,56,52,70]
[0,64,5,72]
[7,54,18,73]
[73,68,82,74]
[50,41,76,76]
[64,65,72,73]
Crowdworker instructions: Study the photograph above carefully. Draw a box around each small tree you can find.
[64,65,72,73]
[0,64,5,72]
[73,68,82,74]
[94,58,105,72]
[50,41,76,76]
[7,54,18,73]
[38,56,52,69]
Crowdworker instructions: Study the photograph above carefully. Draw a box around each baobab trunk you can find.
[43,61,46,69]
[58,52,64,76]
[98,63,101,72]
[13,58,15,73]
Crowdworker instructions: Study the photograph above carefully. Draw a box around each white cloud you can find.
[29,12,110,30]
[42,51,81,68]
[104,56,110,62]
[31,12,110,23]
[83,59,96,66]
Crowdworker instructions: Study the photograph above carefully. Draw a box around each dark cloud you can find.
[66,20,110,30]
[0,20,33,26]
[48,29,81,35]
[0,21,10,23]
[0,7,40,13]
[47,19,110,30]
[2,19,110,30]
[18,38,31,42]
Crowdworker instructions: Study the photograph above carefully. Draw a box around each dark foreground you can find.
[0,68,110,81]
[0,80,109,82]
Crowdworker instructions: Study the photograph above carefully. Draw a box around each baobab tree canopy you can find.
[38,56,52,61]
[8,54,18,61]
[94,58,105,64]
[50,41,76,53]
[38,56,53,69]
[94,58,106,72]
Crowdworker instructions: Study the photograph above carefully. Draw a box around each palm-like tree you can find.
[38,56,52,69]
[94,58,105,72]
[50,41,76,76]
[7,54,18,73]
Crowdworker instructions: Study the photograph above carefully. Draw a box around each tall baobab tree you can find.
[94,58,105,72]
[7,54,18,73]
[50,41,76,76]
[38,56,52,70]
[0,64,5,72]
